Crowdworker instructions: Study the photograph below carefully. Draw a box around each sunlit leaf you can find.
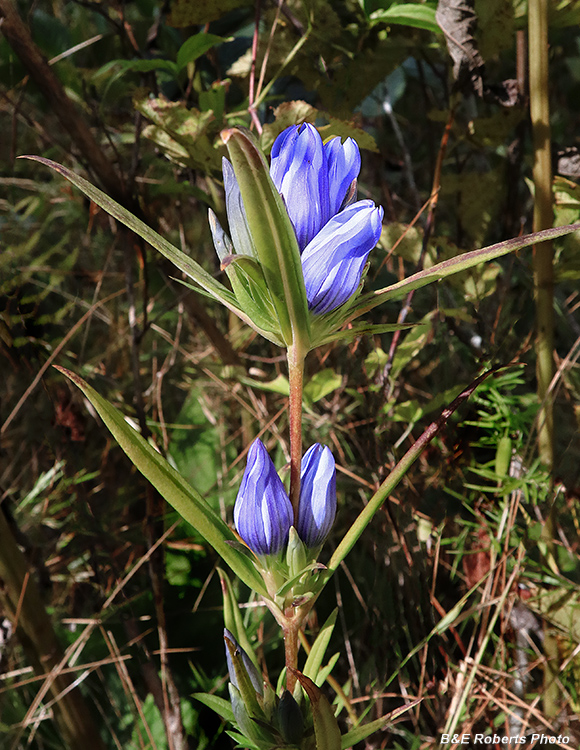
[55,366,267,596]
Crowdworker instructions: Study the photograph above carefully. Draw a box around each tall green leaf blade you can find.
[340,700,422,749]
[348,222,580,321]
[55,366,267,596]
[192,694,235,723]
[22,156,279,342]
[302,608,337,684]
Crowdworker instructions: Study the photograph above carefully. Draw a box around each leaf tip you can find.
[53,365,84,388]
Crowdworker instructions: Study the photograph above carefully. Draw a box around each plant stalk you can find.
[529,0,555,472]
[529,0,560,717]
[287,344,306,522]
[283,616,301,694]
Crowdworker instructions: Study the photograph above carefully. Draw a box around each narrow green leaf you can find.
[369,3,440,33]
[348,221,580,322]
[313,322,413,347]
[21,156,279,343]
[222,128,310,349]
[321,370,496,584]
[55,367,267,596]
[317,653,340,687]
[192,693,235,723]
[176,33,228,71]
[292,671,341,750]
[303,609,338,685]
[340,700,422,749]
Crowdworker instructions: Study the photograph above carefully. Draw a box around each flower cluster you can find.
[234,439,336,556]
[213,123,383,315]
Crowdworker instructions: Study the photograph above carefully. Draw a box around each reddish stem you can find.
[287,345,305,524]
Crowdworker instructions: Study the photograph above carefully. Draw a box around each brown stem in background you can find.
[248,0,263,134]
[0,0,131,207]
[0,508,108,750]
[123,240,187,750]
[529,0,559,719]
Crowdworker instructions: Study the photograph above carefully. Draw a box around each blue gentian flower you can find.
[213,123,383,316]
[270,123,383,314]
[297,444,337,548]
[234,440,338,554]
[234,439,293,556]
[301,200,384,314]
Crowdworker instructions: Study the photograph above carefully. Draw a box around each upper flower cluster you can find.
[234,439,336,556]
[212,124,384,316]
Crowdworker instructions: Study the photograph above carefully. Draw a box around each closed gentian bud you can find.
[270,123,330,250]
[224,629,263,696]
[234,439,293,556]
[277,690,304,745]
[301,200,384,314]
[297,444,337,548]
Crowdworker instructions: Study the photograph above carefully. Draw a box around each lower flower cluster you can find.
[224,630,307,749]
[234,439,336,557]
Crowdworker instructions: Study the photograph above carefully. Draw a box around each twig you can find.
[0,0,130,206]
[380,108,455,395]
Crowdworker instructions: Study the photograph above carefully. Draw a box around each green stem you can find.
[529,0,559,717]
[529,0,554,470]
[287,344,306,523]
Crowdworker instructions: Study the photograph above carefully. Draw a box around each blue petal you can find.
[297,444,336,548]
[301,200,384,314]
[324,137,361,216]
[208,208,233,262]
[270,124,330,250]
[222,158,257,258]
[234,439,293,556]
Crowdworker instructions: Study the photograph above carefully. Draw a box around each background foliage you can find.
[1,0,580,748]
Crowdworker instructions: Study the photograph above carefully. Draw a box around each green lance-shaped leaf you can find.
[220,254,281,334]
[291,669,341,750]
[346,222,580,324]
[222,128,311,350]
[192,693,235,723]
[320,369,497,588]
[339,699,422,749]
[21,156,282,345]
[55,367,267,596]
[302,608,338,686]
